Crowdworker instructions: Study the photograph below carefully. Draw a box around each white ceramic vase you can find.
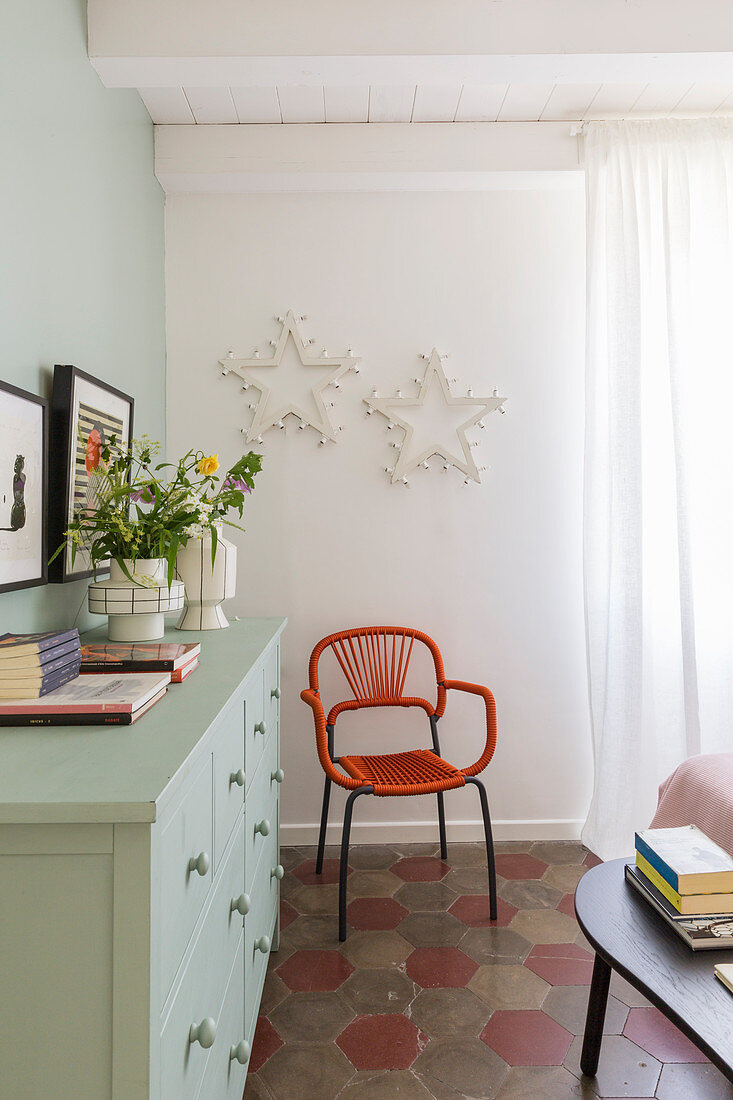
[87,558,185,641]
[176,532,237,630]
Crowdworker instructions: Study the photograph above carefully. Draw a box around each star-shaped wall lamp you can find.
[219,310,361,445]
[364,348,507,486]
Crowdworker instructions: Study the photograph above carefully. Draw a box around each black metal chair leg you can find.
[339,787,371,941]
[437,792,448,860]
[466,776,498,921]
[315,776,331,874]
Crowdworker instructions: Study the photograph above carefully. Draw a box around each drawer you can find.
[212,699,245,869]
[196,940,248,1100]
[265,643,280,733]
[243,668,266,789]
[160,755,214,1002]
[160,821,246,1100]
[244,826,280,1039]
[244,738,279,898]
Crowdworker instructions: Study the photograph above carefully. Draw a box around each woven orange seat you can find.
[301,625,498,940]
[340,749,466,796]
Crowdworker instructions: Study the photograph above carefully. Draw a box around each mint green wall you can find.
[0,0,165,632]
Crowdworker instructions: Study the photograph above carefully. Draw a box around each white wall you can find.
[165,187,592,844]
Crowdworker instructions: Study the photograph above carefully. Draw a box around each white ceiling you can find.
[138,81,733,126]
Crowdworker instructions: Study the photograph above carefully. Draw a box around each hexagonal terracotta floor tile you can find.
[348,843,400,870]
[395,880,457,912]
[337,1013,427,1070]
[269,991,354,1043]
[292,857,350,885]
[481,1009,573,1066]
[404,945,479,988]
[563,1033,661,1096]
[341,930,412,969]
[524,943,594,986]
[542,985,629,1037]
[391,856,450,882]
[259,1042,354,1099]
[542,864,586,894]
[276,949,354,992]
[347,869,402,898]
[500,879,562,910]
[398,909,466,947]
[279,899,298,930]
[449,893,518,928]
[248,1015,283,1072]
[509,908,579,945]
[413,1036,509,1098]
[623,1006,709,1063]
[468,963,550,1011]
[459,926,532,965]
[556,892,576,919]
[289,883,340,916]
[494,853,548,880]
[584,851,603,869]
[409,987,491,1039]
[339,967,416,1015]
[529,842,586,866]
[346,896,408,931]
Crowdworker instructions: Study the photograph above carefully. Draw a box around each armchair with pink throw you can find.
[650,754,733,858]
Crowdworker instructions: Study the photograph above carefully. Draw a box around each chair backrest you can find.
[308,626,447,724]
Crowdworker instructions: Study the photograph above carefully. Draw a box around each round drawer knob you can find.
[271,864,285,881]
[231,893,251,916]
[271,687,281,700]
[188,851,210,877]
[254,935,271,954]
[254,720,267,736]
[230,768,245,788]
[254,819,270,837]
[230,1040,251,1065]
[271,768,285,784]
[189,1017,217,1049]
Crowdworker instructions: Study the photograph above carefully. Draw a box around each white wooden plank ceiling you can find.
[138,82,733,125]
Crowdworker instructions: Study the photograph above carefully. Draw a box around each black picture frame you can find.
[0,380,49,595]
[48,365,134,584]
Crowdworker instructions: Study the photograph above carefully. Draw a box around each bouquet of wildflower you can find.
[50,437,262,586]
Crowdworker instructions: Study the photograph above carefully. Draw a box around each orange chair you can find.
[301,626,498,940]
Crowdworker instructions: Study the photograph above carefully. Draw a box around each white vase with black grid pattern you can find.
[175,533,237,630]
[87,558,185,641]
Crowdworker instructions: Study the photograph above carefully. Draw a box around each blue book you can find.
[0,659,81,700]
[635,826,733,895]
[0,631,80,667]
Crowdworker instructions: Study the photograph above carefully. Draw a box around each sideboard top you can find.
[0,617,287,825]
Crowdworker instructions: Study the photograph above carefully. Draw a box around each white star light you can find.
[365,349,506,484]
[220,311,361,443]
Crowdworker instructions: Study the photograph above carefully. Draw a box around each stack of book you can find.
[79,642,200,683]
[0,629,81,699]
[625,825,733,950]
[0,673,171,726]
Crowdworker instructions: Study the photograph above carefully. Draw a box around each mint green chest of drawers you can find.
[0,617,286,1100]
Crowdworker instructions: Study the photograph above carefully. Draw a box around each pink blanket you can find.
[649,753,733,858]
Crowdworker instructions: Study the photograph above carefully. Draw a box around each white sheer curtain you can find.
[582,119,733,860]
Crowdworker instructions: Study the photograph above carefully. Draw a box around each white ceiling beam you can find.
[154,122,582,194]
[88,0,733,60]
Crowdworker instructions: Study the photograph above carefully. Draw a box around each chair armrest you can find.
[444,679,498,776]
[300,688,363,790]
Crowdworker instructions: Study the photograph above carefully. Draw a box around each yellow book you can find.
[714,963,733,994]
[636,852,733,915]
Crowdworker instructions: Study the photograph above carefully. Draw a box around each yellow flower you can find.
[197,454,219,476]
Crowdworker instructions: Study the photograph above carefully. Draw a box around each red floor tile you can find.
[556,892,576,918]
[623,1007,709,1063]
[391,856,450,882]
[346,896,408,930]
[248,1016,283,1073]
[524,943,594,985]
[336,1014,426,1070]
[449,894,518,927]
[404,946,479,988]
[584,851,603,869]
[494,853,548,880]
[280,899,298,930]
[481,1009,573,1065]
[292,858,349,885]
[276,949,354,992]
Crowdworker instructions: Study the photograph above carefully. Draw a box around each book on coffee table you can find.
[625,863,733,950]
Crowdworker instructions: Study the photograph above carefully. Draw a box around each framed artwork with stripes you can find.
[49,365,134,583]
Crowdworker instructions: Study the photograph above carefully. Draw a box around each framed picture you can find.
[0,380,49,594]
[49,365,134,584]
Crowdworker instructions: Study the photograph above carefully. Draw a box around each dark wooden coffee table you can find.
[574,858,733,1082]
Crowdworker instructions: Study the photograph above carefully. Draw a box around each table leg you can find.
[580,953,612,1077]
